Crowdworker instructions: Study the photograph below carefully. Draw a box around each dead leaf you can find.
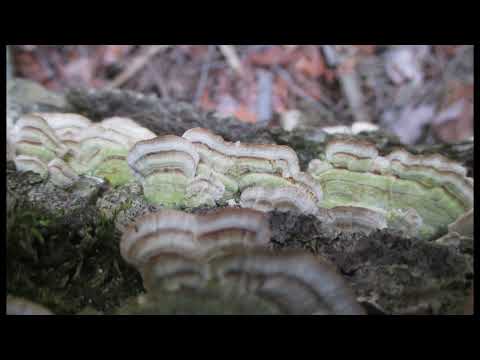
[101,45,132,66]
[234,105,257,123]
[294,46,325,78]
[247,46,298,66]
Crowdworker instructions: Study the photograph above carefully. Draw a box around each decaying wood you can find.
[6,79,474,315]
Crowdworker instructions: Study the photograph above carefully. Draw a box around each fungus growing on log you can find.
[325,138,379,172]
[182,127,300,177]
[47,158,79,188]
[308,138,474,239]
[240,186,320,215]
[12,114,67,163]
[120,208,271,268]
[100,117,157,144]
[317,206,388,234]
[13,155,49,178]
[68,117,157,186]
[127,135,200,206]
[32,112,92,149]
[142,249,365,315]
[185,175,225,207]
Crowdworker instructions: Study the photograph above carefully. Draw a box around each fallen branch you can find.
[323,45,371,124]
[218,45,243,75]
[106,45,170,88]
[194,45,215,106]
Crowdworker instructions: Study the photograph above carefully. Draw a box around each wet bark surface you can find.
[6,81,474,315]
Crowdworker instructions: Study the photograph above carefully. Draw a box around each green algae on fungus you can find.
[127,135,200,207]
[142,171,189,207]
[308,139,473,239]
[10,113,158,189]
[89,156,133,187]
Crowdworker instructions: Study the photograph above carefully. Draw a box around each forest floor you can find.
[11,45,474,146]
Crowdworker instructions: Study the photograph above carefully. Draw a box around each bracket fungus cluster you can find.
[127,135,201,207]
[120,208,364,315]
[10,113,156,188]
[10,114,473,240]
[307,138,474,239]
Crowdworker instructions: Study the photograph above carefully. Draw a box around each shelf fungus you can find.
[10,113,160,188]
[240,186,320,216]
[308,139,474,239]
[120,208,271,268]
[182,127,301,178]
[142,249,365,315]
[185,175,226,207]
[127,135,200,207]
[181,127,322,213]
[61,116,157,186]
[317,206,388,234]
[31,112,92,154]
[11,114,69,164]
[47,158,79,188]
[13,155,49,178]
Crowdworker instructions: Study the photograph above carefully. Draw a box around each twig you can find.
[256,69,273,124]
[147,61,170,100]
[273,65,333,115]
[218,45,243,75]
[194,45,215,106]
[106,45,170,88]
[323,45,371,123]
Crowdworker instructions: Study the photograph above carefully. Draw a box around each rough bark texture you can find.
[6,80,474,315]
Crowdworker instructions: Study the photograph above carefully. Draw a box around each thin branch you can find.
[194,45,215,106]
[106,45,170,88]
[218,45,243,75]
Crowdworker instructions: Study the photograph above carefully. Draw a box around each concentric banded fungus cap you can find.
[182,127,300,177]
[6,296,54,315]
[386,149,474,209]
[14,155,49,178]
[121,208,271,267]
[127,135,200,206]
[240,186,320,216]
[308,140,473,239]
[100,117,157,143]
[47,158,79,188]
[143,249,365,315]
[77,125,133,150]
[212,250,365,314]
[325,138,379,172]
[318,206,388,234]
[28,113,91,159]
[12,114,67,162]
[386,149,468,177]
[32,112,92,137]
[185,175,226,207]
[127,135,200,178]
